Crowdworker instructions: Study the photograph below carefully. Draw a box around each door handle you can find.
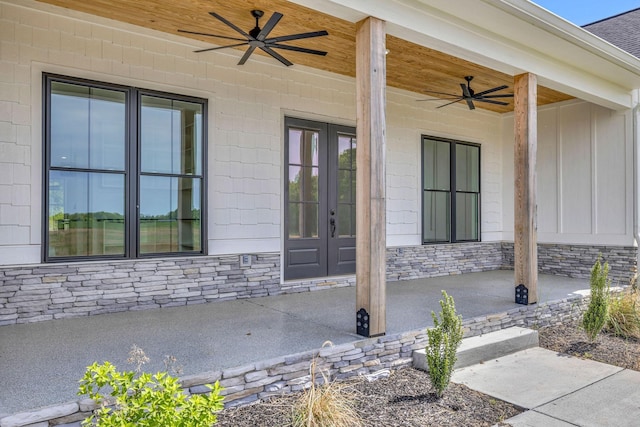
[330,218,336,238]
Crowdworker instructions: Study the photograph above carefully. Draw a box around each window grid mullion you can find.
[422,136,480,245]
[44,74,206,262]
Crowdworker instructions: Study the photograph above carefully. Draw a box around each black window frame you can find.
[42,73,207,262]
[421,135,481,244]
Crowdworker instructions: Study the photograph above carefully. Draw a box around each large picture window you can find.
[44,74,206,261]
[422,136,479,244]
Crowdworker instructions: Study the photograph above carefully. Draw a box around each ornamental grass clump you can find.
[425,290,463,398]
[78,346,224,427]
[291,341,362,427]
[607,289,640,339]
[582,256,611,342]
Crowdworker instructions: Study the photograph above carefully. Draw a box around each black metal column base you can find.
[515,284,529,305]
[356,308,386,337]
[356,308,369,336]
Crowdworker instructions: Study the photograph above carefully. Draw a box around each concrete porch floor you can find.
[0,270,590,416]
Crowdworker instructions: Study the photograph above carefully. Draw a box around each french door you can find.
[284,117,356,280]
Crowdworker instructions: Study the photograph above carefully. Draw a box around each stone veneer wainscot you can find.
[0,242,636,326]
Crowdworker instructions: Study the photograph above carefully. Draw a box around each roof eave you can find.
[291,0,640,110]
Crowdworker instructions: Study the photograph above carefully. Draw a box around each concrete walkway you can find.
[0,271,590,417]
[453,346,640,426]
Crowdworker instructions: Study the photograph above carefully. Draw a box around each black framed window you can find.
[44,74,206,261]
[422,136,479,244]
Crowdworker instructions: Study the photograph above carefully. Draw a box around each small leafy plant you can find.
[582,256,611,342]
[425,290,463,398]
[78,347,224,426]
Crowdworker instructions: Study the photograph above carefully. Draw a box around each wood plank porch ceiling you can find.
[39,0,573,113]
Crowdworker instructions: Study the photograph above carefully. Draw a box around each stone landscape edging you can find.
[0,291,593,427]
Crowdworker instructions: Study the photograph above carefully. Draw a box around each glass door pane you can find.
[287,128,320,239]
[337,134,356,237]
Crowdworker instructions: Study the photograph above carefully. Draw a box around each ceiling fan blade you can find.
[474,85,508,97]
[466,98,475,110]
[257,12,283,41]
[194,42,249,53]
[268,43,327,56]
[461,83,472,98]
[238,45,257,65]
[422,90,461,97]
[177,29,247,42]
[476,99,509,106]
[266,30,329,43]
[436,99,463,109]
[209,12,252,39]
[416,97,462,102]
[260,46,293,66]
[478,94,514,99]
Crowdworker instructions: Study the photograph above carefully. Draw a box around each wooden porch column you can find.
[514,73,538,304]
[355,16,386,337]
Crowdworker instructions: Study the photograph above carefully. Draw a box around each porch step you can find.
[412,326,539,371]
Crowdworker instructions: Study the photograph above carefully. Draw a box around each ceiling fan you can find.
[178,10,329,67]
[417,76,513,110]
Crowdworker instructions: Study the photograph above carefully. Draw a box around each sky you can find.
[533,0,640,26]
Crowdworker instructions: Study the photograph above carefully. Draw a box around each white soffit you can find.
[292,0,640,110]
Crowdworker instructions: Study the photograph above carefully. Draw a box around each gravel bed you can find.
[216,321,640,426]
[539,321,640,371]
[216,366,521,426]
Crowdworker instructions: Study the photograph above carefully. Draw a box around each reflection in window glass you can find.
[456,144,479,192]
[423,191,450,243]
[48,170,125,257]
[141,96,202,175]
[51,82,125,170]
[456,193,478,241]
[422,137,479,244]
[423,139,450,191]
[288,128,319,167]
[139,176,201,254]
[288,203,318,238]
[45,76,206,260]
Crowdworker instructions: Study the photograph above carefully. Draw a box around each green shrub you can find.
[582,256,611,342]
[607,289,640,339]
[425,290,463,398]
[78,358,223,426]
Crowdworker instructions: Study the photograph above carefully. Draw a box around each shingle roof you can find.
[583,8,640,58]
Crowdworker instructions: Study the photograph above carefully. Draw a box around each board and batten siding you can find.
[501,100,634,246]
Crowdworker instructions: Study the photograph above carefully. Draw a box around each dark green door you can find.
[284,117,356,280]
